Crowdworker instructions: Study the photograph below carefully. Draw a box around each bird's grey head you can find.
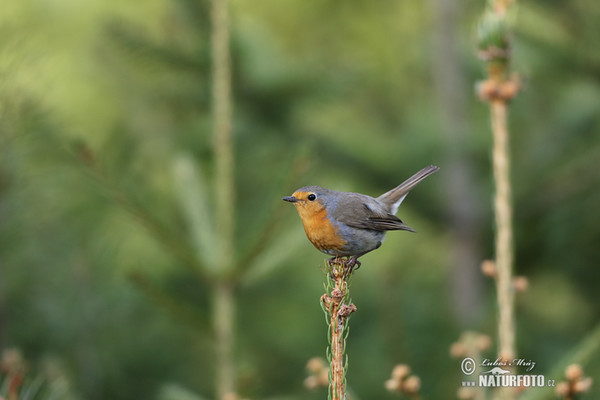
[282,185,336,207]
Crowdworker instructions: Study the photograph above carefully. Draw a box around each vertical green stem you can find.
[211,0,234,266]
[210,0,235,398]
[214,281,235,400]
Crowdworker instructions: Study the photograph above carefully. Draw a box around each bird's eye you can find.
[307,193,316,201]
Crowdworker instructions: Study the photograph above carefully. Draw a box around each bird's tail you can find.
[377,165,440,214]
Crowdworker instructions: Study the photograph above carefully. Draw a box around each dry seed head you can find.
[338,303,357,317]
[385,378,400,392]
[457,386,476,399]
[574,377,593,393]
[222,392,239,400]
[320,294,331,308]
[306,357,326,373]
[555,381,570,397]
[499,77,520,100]
[392,364,411,380]
[476,80,499,102]
[402,375,421,395]
[513,276,529,292]
[493,0,514,15]
[481,260,497,278]
[450,342,467,358]
[477,334,492,351]
[565,364,583,381]
[304,375,319,390]
[317,370,329,386]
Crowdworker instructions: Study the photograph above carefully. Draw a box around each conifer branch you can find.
[321,258,357,400]
[476,1,520,398]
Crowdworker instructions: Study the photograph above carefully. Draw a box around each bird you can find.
[283,165,439,268]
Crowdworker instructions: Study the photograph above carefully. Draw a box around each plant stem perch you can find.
[321,258,357,400]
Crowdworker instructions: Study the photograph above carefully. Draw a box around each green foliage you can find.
[1,0,599,399]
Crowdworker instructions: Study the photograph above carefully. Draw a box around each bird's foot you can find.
[345,256,361,276]
[349,257,362,270]
[327,256,360,279]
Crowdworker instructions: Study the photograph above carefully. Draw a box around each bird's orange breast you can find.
[296,206,347,253]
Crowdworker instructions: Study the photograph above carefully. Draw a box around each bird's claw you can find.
[327,256,361,280]
[346,257,361,274]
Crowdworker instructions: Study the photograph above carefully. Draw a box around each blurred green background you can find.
[1,0,599,399]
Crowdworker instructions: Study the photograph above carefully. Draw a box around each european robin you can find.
[283,165,439,265]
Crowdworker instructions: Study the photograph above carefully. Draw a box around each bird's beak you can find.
[282,196,299,203]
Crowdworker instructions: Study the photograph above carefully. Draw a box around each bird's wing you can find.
[332,195,416,232]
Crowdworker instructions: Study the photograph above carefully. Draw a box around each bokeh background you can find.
[1,0,599,399]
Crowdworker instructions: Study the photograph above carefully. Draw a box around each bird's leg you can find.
[326,256,362,280]
[349,257,362,270]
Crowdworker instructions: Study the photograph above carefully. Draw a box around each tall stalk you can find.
[476,1,520,398]
[490,99,515,362]
[210,0,235,398]
[321,258,357,400]
[214,280,235,400]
